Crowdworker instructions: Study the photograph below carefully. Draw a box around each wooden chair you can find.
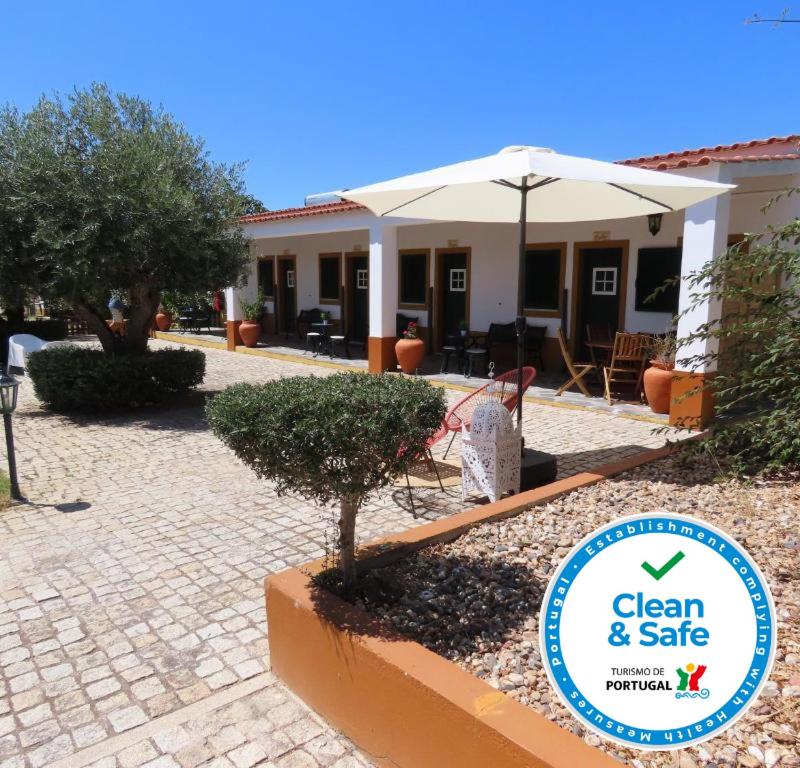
[603,332,649,404]
[586,323,612,342]
[555,328,595,397]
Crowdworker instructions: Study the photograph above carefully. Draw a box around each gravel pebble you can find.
[361,453,800,766]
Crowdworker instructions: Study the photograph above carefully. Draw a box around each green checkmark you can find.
[641,550,685,580]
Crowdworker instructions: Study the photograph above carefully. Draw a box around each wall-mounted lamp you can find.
[647,213,663,237]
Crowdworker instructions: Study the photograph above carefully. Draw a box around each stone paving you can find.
[0,341,676,767]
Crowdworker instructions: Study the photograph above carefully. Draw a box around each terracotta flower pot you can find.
[155,311,172,331]
[239,320,262,348]
[643,361,674,414]
[395,338,425,374]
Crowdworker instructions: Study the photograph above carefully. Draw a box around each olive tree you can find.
[0,106,42,322]
[207,373,446,588]
[0,84,251,353]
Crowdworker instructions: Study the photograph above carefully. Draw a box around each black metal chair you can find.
[297,308,325,340]
[328,334,350,358]
[440,331,468,373]
[177,306,213,333]
[480,321,546,370]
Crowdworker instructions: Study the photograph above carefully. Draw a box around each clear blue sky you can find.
[1,1,796,210]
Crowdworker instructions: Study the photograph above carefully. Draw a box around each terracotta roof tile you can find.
[240,200,365,224]
[617,135,800,170]
[243,135,800,224]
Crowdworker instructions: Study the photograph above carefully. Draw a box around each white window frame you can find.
[286,270,295,288]
[449,268,467,292]
[356,268,368,290]
[591,267,617,296]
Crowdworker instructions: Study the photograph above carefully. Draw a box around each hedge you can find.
[27,347,206,412]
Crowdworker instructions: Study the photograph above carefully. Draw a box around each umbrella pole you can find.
[515,178,529,428]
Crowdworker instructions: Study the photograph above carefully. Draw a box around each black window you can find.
[400,252,427,306]
[635,247,682,313]
[319,255,340,301]
[258,259,274,298]
[524,248,561,311]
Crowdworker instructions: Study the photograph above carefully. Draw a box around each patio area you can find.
[0,340,678,767]
[155,328,666,423]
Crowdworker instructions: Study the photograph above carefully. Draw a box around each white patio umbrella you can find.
[339,145,734,424]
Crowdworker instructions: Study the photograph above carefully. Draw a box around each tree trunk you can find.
[338,496,359,590]
[124,281,160,355]
[74,281,160,355]
[75,300,117,353]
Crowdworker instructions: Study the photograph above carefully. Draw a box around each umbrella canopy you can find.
[339,146,734,431]
[339,145,733,223]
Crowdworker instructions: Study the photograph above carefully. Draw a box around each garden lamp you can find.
[0,371,23,501]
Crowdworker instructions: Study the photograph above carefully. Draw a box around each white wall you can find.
[248,216,683,335]
[249,230,371,321]
[729,173,800,233]
[242,168,800,338]
[397,214,686,336]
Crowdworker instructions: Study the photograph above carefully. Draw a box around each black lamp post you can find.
[0,371,23,501]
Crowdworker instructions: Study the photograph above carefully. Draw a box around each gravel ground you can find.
[361,453,799,767]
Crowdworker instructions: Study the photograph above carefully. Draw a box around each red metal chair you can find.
[434,367,537,459]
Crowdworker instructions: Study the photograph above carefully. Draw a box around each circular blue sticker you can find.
[539,513,776,750]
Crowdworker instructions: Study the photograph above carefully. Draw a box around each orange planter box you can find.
[266,442,691,768]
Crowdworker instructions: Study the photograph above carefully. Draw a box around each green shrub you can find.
[207,373,446,587]
[160,290,216,318]
[27,347,205,412]
[676,188,800,475]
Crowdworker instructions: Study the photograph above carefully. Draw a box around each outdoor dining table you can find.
[440,333,470,374]
[585,339,614,380]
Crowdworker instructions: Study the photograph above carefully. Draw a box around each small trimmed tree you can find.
[0,84,251,353]
[207,373,446,588]
[676,188,800,474]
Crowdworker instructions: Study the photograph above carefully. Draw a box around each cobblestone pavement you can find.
[159,329,665,422]
[0,341,675,767]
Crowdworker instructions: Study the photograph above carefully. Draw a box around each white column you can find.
[224,286,243,322]
[368,223,398,338]
[676,185,731,373]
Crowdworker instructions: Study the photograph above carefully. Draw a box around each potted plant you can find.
[458,319,469,338]
[154,303,173,331]
[643,332,676,414]
[395,320,425,374]
[239,291,265,347]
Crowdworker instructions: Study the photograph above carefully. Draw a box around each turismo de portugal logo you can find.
[540,513,776,750]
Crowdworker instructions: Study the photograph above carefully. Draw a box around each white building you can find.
[228,135,800,426]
